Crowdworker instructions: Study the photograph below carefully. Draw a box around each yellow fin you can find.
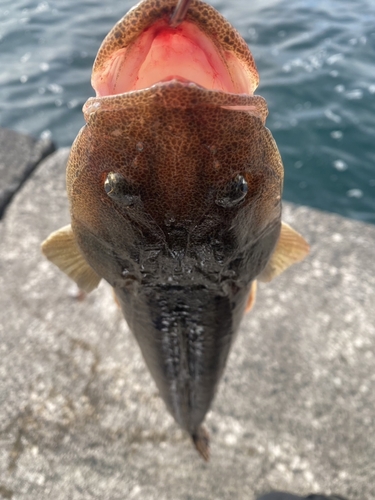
[245,280,257,313]
[41,225,101,293]
[258,222,310,283]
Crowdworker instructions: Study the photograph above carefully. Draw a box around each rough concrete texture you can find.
[1,148,374,500]
[0,127,55,219]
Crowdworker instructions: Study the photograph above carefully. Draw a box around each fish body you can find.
[42,0,309,459]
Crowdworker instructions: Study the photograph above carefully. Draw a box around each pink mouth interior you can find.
[92,20,254,97]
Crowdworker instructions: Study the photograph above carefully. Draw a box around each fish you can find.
[41,0,309,460]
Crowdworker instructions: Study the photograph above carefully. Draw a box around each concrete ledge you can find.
[0,128,55,219]
[1,147,374,500]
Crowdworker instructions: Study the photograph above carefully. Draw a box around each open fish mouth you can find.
[93,19,253,96]
[91,0,259,98]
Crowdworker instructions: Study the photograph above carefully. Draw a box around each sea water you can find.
[0,0,374,222]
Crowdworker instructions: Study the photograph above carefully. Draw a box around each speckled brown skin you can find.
[66,0,284,456]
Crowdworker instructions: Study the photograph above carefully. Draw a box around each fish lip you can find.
[83,81,268,123]
[91,0,259,99]
[86,0,267,120]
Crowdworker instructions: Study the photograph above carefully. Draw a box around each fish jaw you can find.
[91,0,259,100]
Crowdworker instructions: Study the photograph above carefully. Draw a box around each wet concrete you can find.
[0,128,55,219]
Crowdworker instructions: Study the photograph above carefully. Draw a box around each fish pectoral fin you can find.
[41,224,101,293]
[245,280,257,313]
[258,221,310,283]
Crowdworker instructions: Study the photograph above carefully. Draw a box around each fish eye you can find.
[104,172,136,206]
[215,174,248,208]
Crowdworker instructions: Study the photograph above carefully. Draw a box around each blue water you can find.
[1,0,374,222]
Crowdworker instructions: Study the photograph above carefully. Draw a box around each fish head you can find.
[67,0,284,286]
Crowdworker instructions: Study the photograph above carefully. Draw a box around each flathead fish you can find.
[42,0,309,460]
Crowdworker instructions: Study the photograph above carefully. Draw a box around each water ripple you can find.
[0,0,374,223]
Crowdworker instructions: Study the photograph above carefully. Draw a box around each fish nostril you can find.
[104,172,137,206]
[215,174,248,208]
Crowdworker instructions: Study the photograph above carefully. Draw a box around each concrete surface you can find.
[0,128,55,219]
[1,146,374,500]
